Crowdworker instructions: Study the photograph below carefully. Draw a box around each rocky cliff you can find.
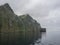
[0,3,41,45]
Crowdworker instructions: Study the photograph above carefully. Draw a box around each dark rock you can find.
[40,28,46,32]
[0,3,42,45]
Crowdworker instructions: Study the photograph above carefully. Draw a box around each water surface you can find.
[34,28,60,45]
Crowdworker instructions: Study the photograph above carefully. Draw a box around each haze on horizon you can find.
[0,0,60,29]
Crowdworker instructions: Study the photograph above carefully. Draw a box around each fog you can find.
[0,0,60,28]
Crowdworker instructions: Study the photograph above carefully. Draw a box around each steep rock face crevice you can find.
[19,14,41,44]
[0,15,2,30]
[0,3,41,45]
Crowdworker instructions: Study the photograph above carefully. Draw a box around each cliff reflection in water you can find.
[30,32,46,45]
[0,3,44,45]
[29,32,42,45]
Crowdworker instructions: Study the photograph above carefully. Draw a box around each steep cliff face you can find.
[0,3,41,45]
[0,3,24,45]
[19,14,41,44]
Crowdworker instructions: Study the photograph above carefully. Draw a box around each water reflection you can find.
[34,32,46,45]
[0,31,42,45]
[34,28,60,45]
[29,32,46,45]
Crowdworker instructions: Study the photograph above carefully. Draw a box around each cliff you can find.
[0,3,41,45]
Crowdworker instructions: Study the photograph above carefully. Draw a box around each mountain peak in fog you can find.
[0,3,14,13]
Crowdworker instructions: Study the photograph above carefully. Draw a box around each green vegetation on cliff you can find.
[0,3,41,45]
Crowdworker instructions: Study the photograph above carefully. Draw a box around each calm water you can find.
[34,28,60,45]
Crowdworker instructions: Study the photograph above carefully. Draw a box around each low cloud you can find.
[0,0,60,28]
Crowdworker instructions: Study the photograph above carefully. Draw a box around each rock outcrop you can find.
[0,3,41,45]
[40,28,46,32]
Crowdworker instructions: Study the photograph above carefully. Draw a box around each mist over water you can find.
[33,28,60,45]
[0,0,60,45]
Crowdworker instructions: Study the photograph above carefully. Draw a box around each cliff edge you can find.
[0,3,41,45]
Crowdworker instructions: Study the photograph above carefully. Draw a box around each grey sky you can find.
[0,0,60,28]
